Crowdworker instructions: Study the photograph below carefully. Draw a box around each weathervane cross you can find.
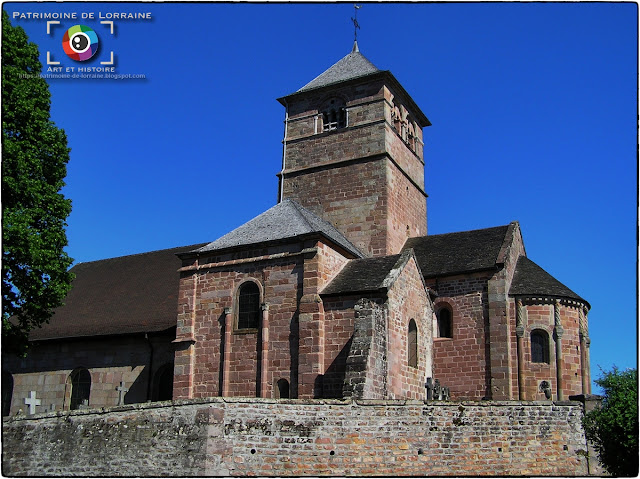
[351,4,361,42]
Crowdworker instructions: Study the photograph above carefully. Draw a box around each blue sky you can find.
[5,2,637,391]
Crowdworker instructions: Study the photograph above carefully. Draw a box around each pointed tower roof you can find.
[189,199,364,258]
[296,41,381,93]
[277,44,431,127]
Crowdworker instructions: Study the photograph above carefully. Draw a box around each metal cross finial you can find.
[351,4,361,42]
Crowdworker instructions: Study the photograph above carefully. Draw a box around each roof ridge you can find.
[380,250,414,290]
[286,199,316,232]
[74,242,209,267]
[419,223,512,239]
[286,199,365,258]
[495,221,521,266]
[192,199,363,258]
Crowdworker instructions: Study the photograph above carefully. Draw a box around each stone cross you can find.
[24,391,41,415]
[116,381,129,405]
[425,377,434,400]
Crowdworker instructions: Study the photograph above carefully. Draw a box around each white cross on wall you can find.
[24,391,41,415]
[116,381,129,405]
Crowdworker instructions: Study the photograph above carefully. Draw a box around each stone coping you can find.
[2,396,585,423]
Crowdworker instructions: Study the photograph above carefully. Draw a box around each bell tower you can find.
[277,43,431,257]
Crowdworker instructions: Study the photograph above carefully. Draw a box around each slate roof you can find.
[509,256,588,306]
[321,254,403,296]
[191,199,364,258]
[29,243,207,341]
[296,42,381,93]
[402,225,511,278]
[277,43,431,127]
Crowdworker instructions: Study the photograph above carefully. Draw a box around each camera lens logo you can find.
[62,25,99,61]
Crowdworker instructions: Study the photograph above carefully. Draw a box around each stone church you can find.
[2,42,592,416]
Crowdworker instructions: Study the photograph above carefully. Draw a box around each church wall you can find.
[281,78,426,258]
[558,304,585,397]
[315,242,352,292]
[486,224,525,400]
[386,256,433,399]
[322,297,358,398]
[2,397,592,476]
[342,298,388,399]
[175,252,304,399]
[174,240,353,400]
[386,159,428,254]
[509,300,586,401]
[321,256,433,400]
[284,121,386,171]
[383,87,425,183]
[427,272,492,400]
[282,159,390,256]
[3,333,175,416]
[284,79,385,141]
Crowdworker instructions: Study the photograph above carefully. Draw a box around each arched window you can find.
[322,98,346,132]
[2,371,13,417]
[392,106,402,132]
[408,319,418,368]
[237,281,260,330]
[153,363,174,401]
[407,123,416,151]
[437,308,453,338]
[276,378,290,399]
[531,330,550,363]
[69,368,91,410]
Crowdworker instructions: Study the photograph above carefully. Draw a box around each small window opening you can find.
[276,378,290,399]
[322,98,346,131]
[69,368,91,410]
[437,308,452,338]
[408,319,418,368]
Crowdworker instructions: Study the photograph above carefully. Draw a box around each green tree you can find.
[2,11,73,355]
[583,367,638,477]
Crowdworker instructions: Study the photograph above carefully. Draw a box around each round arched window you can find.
[237,282,260,330]
[531,330,550,364]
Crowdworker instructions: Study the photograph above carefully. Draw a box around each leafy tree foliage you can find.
[583,367,638,477]
[2,11,73,355]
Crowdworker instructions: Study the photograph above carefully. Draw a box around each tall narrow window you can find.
[392,106,402,132]
[237,282,260,330]
[437,308,453,338]
[408,319,418,368]
[531,330,550,363]
[69,368,91,410]
[408,123,416,151]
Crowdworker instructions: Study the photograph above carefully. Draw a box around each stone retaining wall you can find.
[2,397,591,476]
